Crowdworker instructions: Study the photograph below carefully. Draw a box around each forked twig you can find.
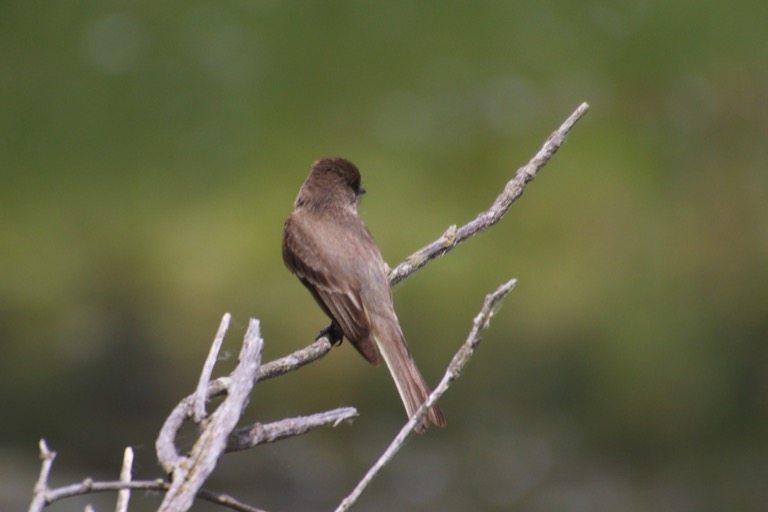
[158,319,263,511]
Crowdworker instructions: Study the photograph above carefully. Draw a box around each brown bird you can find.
[282,158,446,432]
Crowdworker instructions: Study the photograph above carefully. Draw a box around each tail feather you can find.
[372,320,446,433]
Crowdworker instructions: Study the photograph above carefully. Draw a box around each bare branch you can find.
[335,279,516,512]
[195,313,231,422]
[36,471,266,512]
[158,319,263,512]
[115,447,134,512]
[256,337,333,382]
[226,407,358,452]
[156,319,236,475]
[28,439,56,512]
[184,338,335,404]
[155,393,192,473]
[46,478,166,503]
[196,489,270,512]
[197,489,266,512]
[390,102,589,286]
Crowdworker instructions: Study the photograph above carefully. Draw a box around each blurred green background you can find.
[2,1,767,511]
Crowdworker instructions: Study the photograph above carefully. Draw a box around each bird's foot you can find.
[317,323,344,346]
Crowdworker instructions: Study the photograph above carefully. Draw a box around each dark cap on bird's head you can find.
[295,157,365,209]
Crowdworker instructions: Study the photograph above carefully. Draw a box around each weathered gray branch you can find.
[195,312,231,422]
[158,318,263,511]
[28,439,55,512]
[389,101,589,285]
[227,407,359,452]
[335,279,517,512]
[30,471,265,512]
[115,447,134,512]
[45,478,167,503]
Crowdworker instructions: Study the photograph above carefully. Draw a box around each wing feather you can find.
[283,214,382,364]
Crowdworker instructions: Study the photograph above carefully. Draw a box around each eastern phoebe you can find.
[282,158,446,432]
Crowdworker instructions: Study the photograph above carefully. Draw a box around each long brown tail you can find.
[372,318,446,433]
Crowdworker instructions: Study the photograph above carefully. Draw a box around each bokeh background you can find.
[2,1,766,511]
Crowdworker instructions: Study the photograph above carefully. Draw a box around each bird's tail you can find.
[372,318,446,433]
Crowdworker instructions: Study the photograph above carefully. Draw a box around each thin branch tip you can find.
[38,438,53,457]
[566,102,590,128]
[195,313,232,422]
[497,278,517,296]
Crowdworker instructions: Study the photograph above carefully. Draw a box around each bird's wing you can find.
[282,214,382,365]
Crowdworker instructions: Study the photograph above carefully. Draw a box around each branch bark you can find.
[158,318,263,511]
[28,439,55,512]
[115,447,134,512]
[226,407,359,452]
[389,101,589,285]
[195,312,231,422]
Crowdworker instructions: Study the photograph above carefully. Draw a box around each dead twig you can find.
[227,407,359,452]
[335,279,517,512]
[158,318,263,512]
